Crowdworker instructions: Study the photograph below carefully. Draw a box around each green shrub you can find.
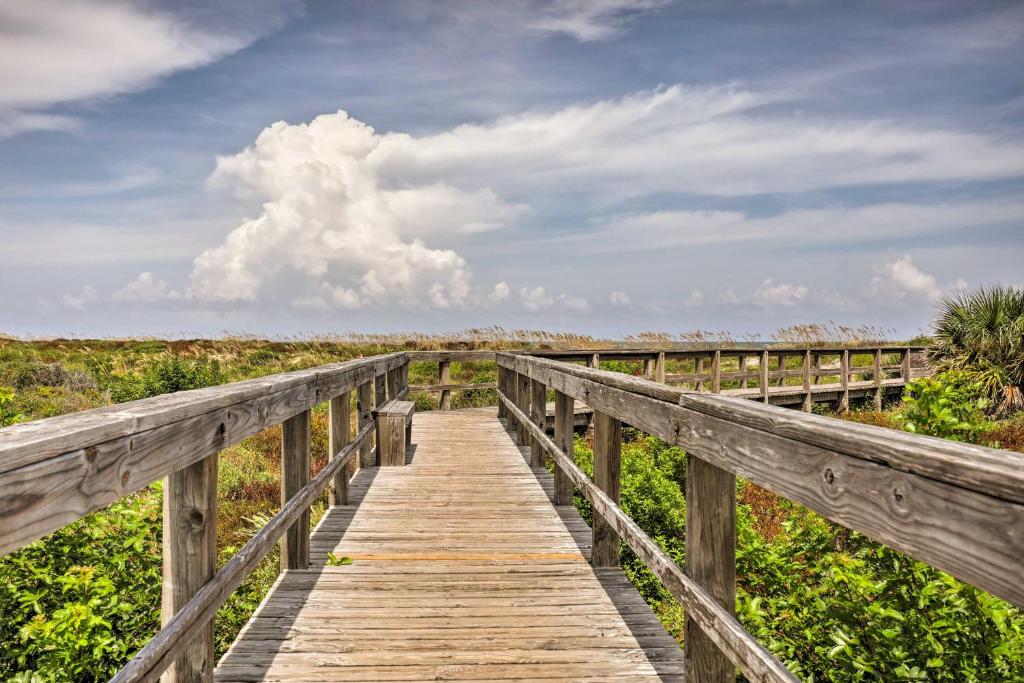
[0,488,162,681]
[900,372,992,442]
[0,386,22,426]
[930,286,1024,414]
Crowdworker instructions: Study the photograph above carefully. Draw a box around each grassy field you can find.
[1,333,1022,681]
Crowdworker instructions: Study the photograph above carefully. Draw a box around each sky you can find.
[1,0,1022,339]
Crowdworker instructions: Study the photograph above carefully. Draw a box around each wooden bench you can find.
[373,399,414,466]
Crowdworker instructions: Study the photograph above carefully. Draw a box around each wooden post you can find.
[497,366,507,420]
[281,410,310,571]
[802,350,812,412]
[553,390,574,506]
[357,381,374,468]
[529,379,546,468]
[655,351,666,384]
[901,347,912,384]
[592,412,621,567]
[589,353,600,369]
[376,372,387,405]
[695,356,705,391]
[643,356,655,379]
[329,392,351,506]
[737,354,747,389]
[812,353,821,385]
[439,359,452,411]
[161,454,217,683]
[873,348,883,411]
[517,371,531,447]
[839,349,850,413]
[777,354,786,386]
[685,455,736,683]
[760,350,769,404]
[710,350,721,394]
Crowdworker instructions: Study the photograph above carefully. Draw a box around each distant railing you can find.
[409,346,927,412]
[496,352,1024,683]
[0,353,410,682]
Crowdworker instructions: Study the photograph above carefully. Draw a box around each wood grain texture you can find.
[552,390,574,506]
[218,408,684,682]
[686,456,736,683]
[498,353,1024,607]
[356,381,374,469]
[499,394,795,683]
[529,379,546,468]
[281,410,311,571]
[113,423,371,683]
[162,453,218,683]
[438,360,452,410]
[329,393,351,506]
[374,400,413,467]
[0,354,405,557]
[592,412,621,568]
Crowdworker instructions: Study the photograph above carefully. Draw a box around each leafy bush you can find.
[102,356,225,403]
[900,372,992,442]
[0,489,162,681]
[0,386,22,426]
[929,286,1024,414]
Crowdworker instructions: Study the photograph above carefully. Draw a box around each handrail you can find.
[496,352,1024,680]
[0,352,410,682]
[499,391,797,683]
[0,353,406,556]
[110,420,373,683]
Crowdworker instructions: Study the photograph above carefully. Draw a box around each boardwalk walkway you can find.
[216,408,684,682]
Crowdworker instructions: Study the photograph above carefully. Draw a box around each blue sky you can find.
[1,0,1022,339]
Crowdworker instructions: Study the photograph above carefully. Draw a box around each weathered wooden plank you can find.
[112,423,371,683]
[529,379,546,468]
[329,392,351,506]
[281,410,311,571]
[356,381,373,469]
[686,456,736,683]
[500,393,795,682]
[498,353,1024,606]
[439,360,452,410]
[406,351,496,363]
[592,412,621,568]
[408,382,498,392]
[161,453,217,683]
[0,354,405,557]
[552,390,574,506]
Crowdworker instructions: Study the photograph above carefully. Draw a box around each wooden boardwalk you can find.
[216,408,684,682]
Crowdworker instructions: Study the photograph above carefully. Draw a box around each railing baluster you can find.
[281,410,311,571]
[329,392,352,506]
[656,351,666,383]
[695,356,705,391]
[873,348,883,410]
[802,350,812,412]
[686,455,737,683]
[357,380,374,468]
[529,378,546,468]
[439,359,452,410]
[517,371,531,447]
[839,349,850,412]
[760,350,769,403]
[738,354,748,389]
[711,350,721,394]
[592,411,621,567]
[161,453,217,683]
[902,347,912,383]
[552,390,574,506]
[497,366,507,420]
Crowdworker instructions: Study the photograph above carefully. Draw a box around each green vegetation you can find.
[930,285,1024,414]
[0,308,1022,681]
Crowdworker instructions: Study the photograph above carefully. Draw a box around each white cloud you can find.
[489,282,511,304]
[752,278,810,308]
[528,0,671,41]
[62,285,96,310]
[114,272,180,303]
[558,294,591,313]
[0,1,290,137]
[520,286,554,311]
[609,290,631,306]
[587,199,1024,252]
[870,255,955,303]
[685,290,704,307]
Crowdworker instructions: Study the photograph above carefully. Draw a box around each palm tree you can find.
[928,285,1024,414]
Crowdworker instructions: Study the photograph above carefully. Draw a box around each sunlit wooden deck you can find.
[216,408,684,682]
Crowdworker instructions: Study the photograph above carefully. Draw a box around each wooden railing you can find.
[406,346,925,411]
[0,353,410,682]
[496,352,1024,683]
